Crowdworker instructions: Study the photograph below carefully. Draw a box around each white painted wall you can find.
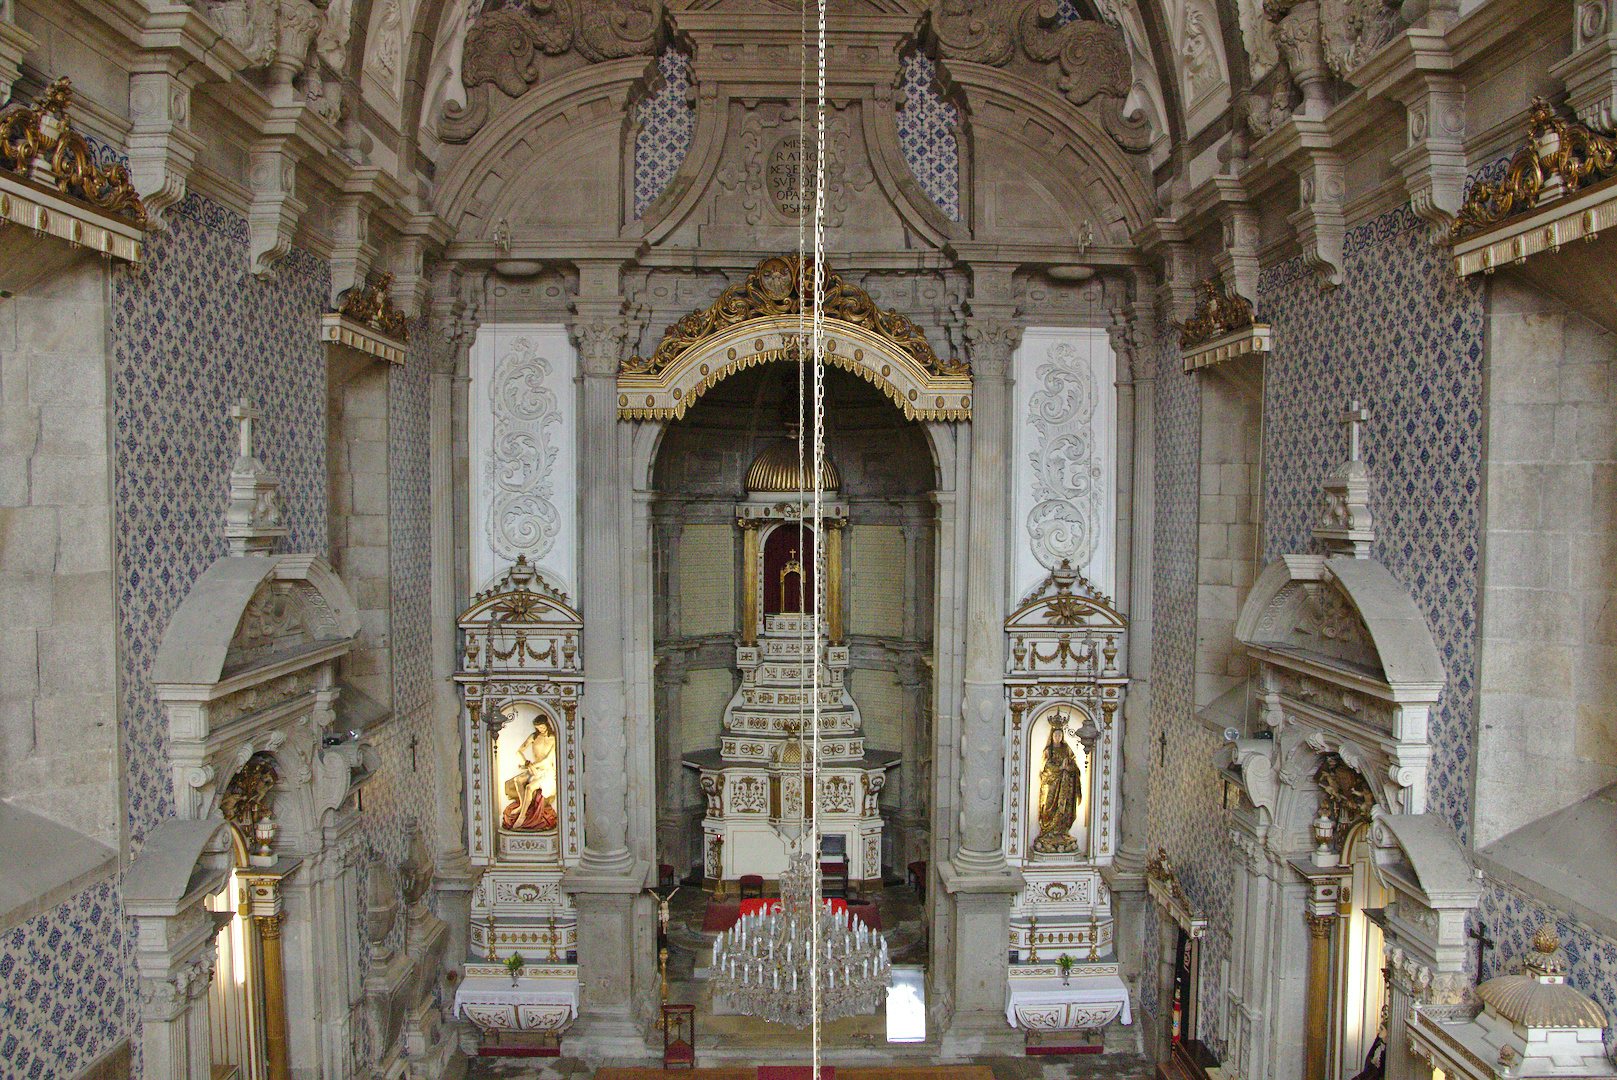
[469,323,579,597]
[1010,327,1118,603]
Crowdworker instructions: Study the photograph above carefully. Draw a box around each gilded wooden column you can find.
[240,865,295,1080]
[1304,912,1335,1080]
[825,519,845,643]
[741,520,760,645]
[256,912,290,1080]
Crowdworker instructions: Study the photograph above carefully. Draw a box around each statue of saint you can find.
[1032,723,1082,855]
[502,717,559,831]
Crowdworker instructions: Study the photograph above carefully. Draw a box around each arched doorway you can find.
[646,360,939,1024]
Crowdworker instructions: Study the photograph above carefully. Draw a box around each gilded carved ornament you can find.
[1179,277,1258,349]
[1451,97,1617,241]
[617,255,972,422]
[0,77,147,227]
[336,271,411,342]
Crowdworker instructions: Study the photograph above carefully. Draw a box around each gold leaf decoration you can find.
[336,271,411,342]
[0,76,147,226]
[1179,278,1257,350]
[1452,97,1617,241]
[622,254,966,379]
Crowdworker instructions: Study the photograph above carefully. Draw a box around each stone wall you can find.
[1474,280,1617,845]
[0,258,118,847]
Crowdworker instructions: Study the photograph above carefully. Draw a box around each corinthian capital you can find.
[570,313,641,377]
[962,320,1022,377]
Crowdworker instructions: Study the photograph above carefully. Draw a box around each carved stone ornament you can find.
[440,0,662,143]
[930,0,1150,152]
[0,76,147,226]
[716,107,875,229]
[225,403,290,557]
[617,255,973,422]
[200,0,351,119]
[1179,278,1272,372]
[486,341,564,569]
[1263,0,1402,96]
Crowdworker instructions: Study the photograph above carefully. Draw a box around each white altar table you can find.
[453,967,580,1033]
[1005,972,1132,1030]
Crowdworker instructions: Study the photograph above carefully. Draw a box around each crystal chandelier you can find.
[710,847,890,1027]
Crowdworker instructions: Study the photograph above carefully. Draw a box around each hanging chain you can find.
[809,0,828,1067]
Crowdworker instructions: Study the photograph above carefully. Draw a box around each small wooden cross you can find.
[1340,400,1369,463]
[230,402,260,458]
[1158,729,1168,767]
[408,734,419,772]
[1468,920,1496,982]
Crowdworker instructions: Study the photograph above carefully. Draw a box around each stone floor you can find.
[466,1056,1154,1080]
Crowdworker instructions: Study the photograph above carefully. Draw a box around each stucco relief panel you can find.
[470,324,578,597]
[1165,0,1230,136]
[1012,328,1118,600]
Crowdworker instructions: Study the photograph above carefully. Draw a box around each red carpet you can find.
[701,899,880,933]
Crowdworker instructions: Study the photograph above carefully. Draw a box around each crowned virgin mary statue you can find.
[1032,724,1082,854]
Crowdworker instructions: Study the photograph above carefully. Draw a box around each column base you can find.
[562,860,653,1019]
[938,859,1023,1054]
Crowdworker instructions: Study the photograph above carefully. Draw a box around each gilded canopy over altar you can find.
[616,255,973,422]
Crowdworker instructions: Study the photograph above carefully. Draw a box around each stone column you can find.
[561,281,651,1043]
[655,648,692,867]
[1105,285,1158,1004]
[425,268,482,975]
[939,298,1023,1052]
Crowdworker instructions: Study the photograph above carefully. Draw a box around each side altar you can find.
[452,557,584,1037]
[1002,563,1132,1038]
[684,442,899,891]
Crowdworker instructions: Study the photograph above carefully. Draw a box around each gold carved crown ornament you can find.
[336,271,411,341]
[1179,277,1257,350]
[1452,97,1617,241]
[0,77,147,227]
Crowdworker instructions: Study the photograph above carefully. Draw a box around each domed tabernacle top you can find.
[1476,928,1608,1031]
[745,440,841,493]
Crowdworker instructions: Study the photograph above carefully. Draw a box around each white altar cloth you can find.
[1005,973,1132,1030]
[453,972,580,1033]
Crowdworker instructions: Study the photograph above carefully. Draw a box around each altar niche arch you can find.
[645,361,944,888]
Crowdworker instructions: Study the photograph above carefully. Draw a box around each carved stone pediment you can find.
[1249,575,1380,678]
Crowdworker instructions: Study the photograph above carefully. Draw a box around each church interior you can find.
[4,0,1617,1078]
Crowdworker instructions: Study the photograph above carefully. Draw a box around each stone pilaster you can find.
[940,298,1022,1052]
[561,287,652,1044]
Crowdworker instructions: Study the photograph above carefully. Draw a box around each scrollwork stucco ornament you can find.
[1025,340,1104,576]
[486,337,564,570]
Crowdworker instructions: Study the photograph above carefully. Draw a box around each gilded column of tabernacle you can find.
[826,520,845,644]
[1304,912,1335,1080]
[256,912,290,1080]
[740,521,760,646]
